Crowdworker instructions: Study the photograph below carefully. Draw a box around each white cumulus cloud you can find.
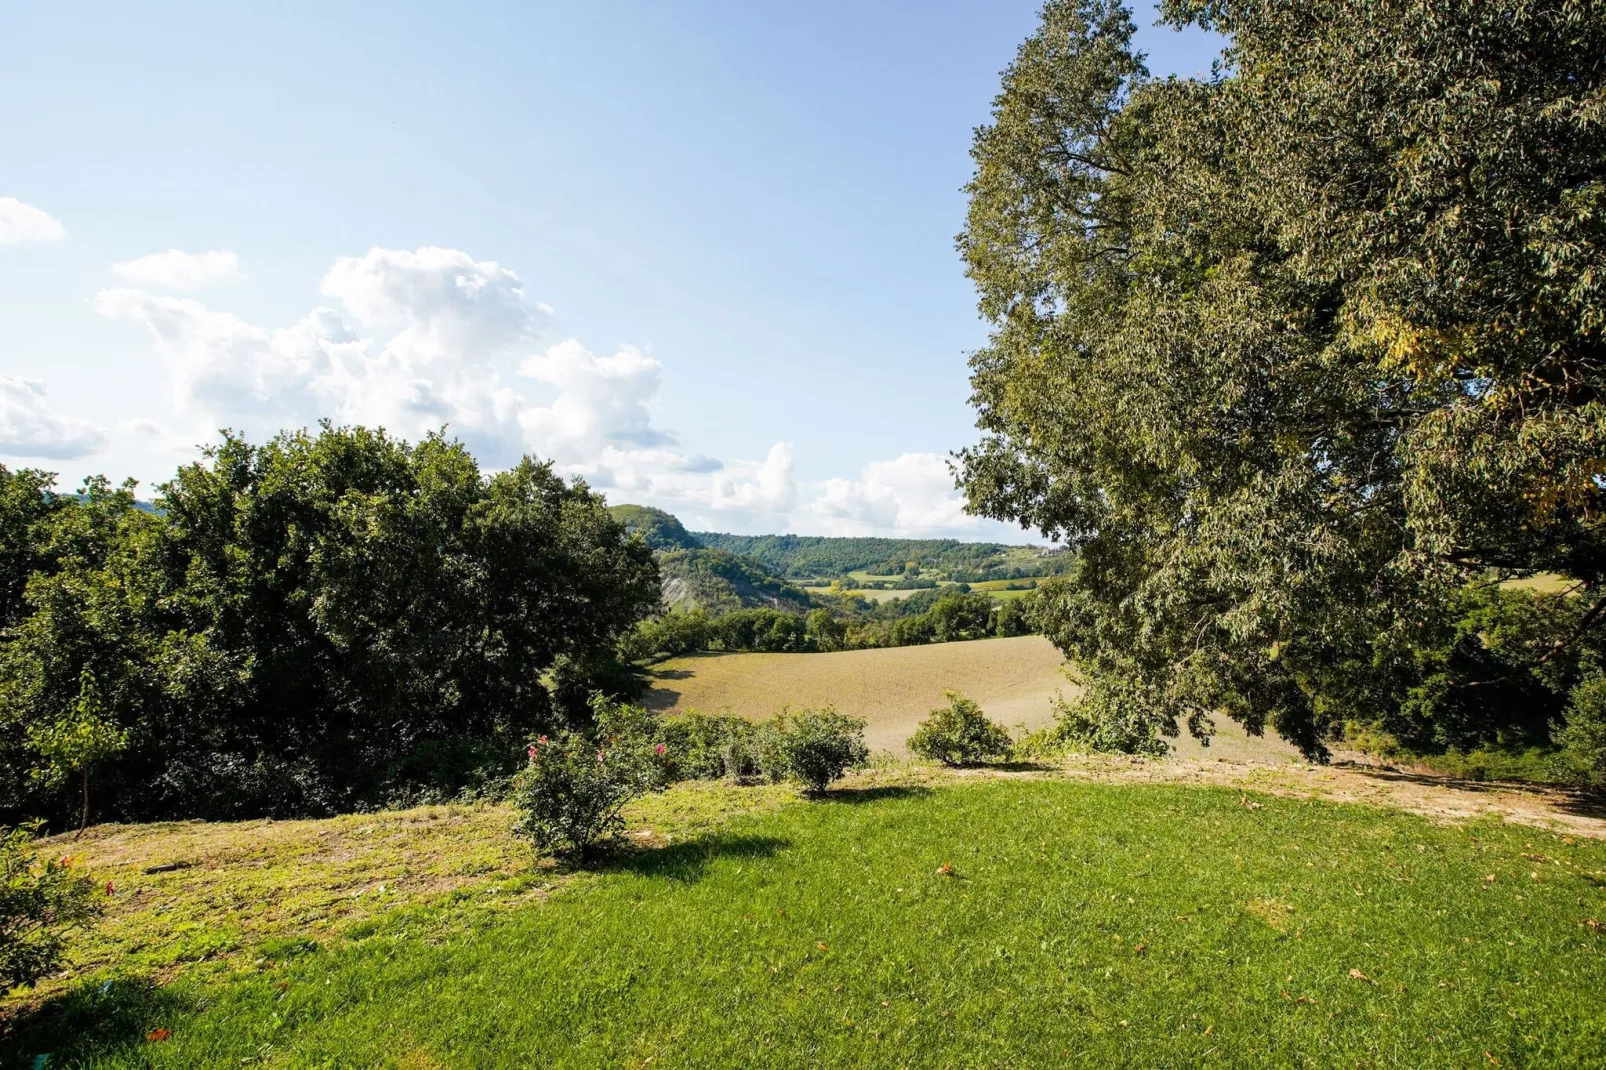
[713,442,797,513]
[95,245,803,527]
[113,249,243,290]
[95,244,1015,537]
[0,377,105,459]
[520,339,671,456]
[811,452,973,536]
[0,198,64,243]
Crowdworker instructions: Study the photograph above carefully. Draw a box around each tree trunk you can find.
[75,769,89,838]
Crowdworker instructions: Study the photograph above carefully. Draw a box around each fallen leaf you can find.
[816,942,829,951]
[1583,918,1602,932]
[936,864,954,876]
[146,1029,172,1043]
[1240,796,1264,811]
[1349,968,1371,982]
[1483,875,1496,884]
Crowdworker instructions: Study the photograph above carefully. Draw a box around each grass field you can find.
[645,635,1072,752]
[800,585,925,604]
[14,777,1606,1068]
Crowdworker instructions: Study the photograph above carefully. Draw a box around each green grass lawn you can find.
[12,778,1606,1068]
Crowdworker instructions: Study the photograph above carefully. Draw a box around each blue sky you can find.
[0,1,1221,539]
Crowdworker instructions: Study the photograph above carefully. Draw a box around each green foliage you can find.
[656,711,760,781]
[510,699,670,858]
[23,670,128,789]
[759,708,869,792]
[657,547,812,615]
[692,531,1054,581]
[0,465,65,632]
[1045,678,1173,759]
[620,609,713,662]
[0,824,101,989]
[959,0,1606,759]
[1557,674,1606,790]
[0,426,660,825]
[607,504,700,551]
[804,608,846,652]
[907,692,1013,766]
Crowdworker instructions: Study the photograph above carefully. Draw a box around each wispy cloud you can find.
[113,249,243,290]
[0,197,64,244]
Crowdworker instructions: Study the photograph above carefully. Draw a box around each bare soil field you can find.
[644,635,1073,753]
[643,638,1606,839]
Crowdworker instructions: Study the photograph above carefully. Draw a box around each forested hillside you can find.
[690,531,1064,581]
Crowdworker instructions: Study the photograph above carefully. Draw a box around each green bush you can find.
[1556,674,1606,791]
[0,824,102,989]
[511,700,669,858]
[657,711,760,781]
[908,692,1013,766]
[760,708,869,793]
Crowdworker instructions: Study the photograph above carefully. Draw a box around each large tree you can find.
[0,427,660,822]
[959,0,1606,757]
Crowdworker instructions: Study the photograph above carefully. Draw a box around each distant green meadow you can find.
[15,779,1606,1068]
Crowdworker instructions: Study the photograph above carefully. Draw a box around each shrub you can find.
[908,692,1013,766]
[658,711,759,781]
[0,824,101,989]
[762,708,869,793]
[1556,674,1606,791]
[511,699,669,858]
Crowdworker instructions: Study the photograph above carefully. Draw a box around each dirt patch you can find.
[1037,752,1606,840]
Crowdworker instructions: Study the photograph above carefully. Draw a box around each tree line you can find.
[0,426,659,827]
[622,587,1032,661]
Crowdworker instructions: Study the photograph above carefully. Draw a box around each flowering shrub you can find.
[907,692,1013,766]
[0,824,102,989]
[761,708,870,793]
[511,699,669,858]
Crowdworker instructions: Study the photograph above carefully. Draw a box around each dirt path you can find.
[926,752,1606,841]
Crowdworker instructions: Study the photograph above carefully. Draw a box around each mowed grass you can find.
[645,635,1071,752]
[14,778,1606,1068]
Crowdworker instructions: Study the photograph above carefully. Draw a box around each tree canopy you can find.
[959,0,1606,759]
[0,427,659,824]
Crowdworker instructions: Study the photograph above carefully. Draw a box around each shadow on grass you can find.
[588,832,791,883]
[0,976,191,1068]
[973,760,1057,773]
[1337,763,1606,820]
[815,785,935,805]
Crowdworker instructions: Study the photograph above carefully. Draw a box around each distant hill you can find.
[656,548,812,615]
[610,504,1065,612]
[610,505,811,615]
[610,504,700,551]
[689,531,1061,581]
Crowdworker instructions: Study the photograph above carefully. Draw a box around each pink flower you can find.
[105,881,115,896]
[538,735,548,745]
[527,745,538,760]
[596,749,606,763]
[655,743,667,755]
